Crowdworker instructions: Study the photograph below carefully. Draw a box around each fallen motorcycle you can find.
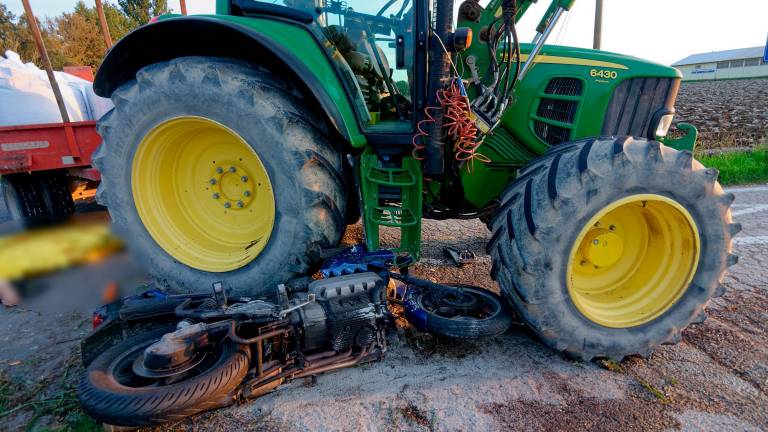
[78,272,390,427]
[77,247,512,427]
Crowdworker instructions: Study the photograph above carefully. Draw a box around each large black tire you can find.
[37,171,75,222]
[487,137,739,360]
[0,172,73,230]
[2,173,47,220]
[94,57,347,296]
[0,176,23,226]
[78,328,250,427]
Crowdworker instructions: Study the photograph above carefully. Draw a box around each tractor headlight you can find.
[649,109,675,139]
[655,114,675,137]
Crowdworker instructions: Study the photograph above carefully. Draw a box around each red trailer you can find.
[0,121,102,222]
[0,0,108,226]
[0,0,190,226]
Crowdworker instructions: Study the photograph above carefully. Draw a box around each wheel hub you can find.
[210,163,255,209]
[567,194,700,328]
[580,228,624,268]
[131,116,276,272]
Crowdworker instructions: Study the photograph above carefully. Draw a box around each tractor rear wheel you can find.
[94,57,347,296]
[487,137,739,360]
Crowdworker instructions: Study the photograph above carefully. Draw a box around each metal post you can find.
[21,0,70,123]
[593,0,603,50]
[179,0,188,15]
[518,7,565,82]
[94,0,113,49]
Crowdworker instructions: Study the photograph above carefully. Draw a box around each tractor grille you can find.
[533,121,572,146]
[601,77,680,138]
[536,98,578,123]
[533,77,584,146]
[544,77,583,96]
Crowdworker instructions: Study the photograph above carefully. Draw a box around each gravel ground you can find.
[1,185,767,431]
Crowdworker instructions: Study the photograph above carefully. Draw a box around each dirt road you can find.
[1,184,766,431]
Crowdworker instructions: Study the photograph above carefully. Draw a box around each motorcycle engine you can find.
[290,272,387,353]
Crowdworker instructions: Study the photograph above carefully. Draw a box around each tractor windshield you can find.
[279,0,415,131]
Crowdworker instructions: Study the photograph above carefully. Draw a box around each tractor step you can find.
[370,206,417,227]
[365,166,417,186]
[359,152,422,260]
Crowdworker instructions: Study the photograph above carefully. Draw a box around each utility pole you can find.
[179,0,188,15]
[21,0,70,123]
[94,0,113,49]
[593,0,603,50]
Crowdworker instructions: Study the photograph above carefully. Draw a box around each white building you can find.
[672,46,768,81]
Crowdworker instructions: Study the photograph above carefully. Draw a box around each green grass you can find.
[0,351,100,432]
[698,146,768,186]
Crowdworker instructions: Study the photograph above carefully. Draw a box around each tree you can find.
[117,0,169,26]
[72,1,134,43]
[0,1,139,72]
[9,12,66,69]
[56,8,105,69]
[0,3,22,54]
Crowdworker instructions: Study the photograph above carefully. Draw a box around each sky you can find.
[5,0,768,65]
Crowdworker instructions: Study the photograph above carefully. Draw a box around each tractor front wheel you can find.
[487,137,739,360]
[94,57,347,296]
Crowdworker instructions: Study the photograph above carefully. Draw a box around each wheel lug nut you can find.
[241,176,248,182]
[216,167,224,174]
[609,225,616,231]
[209,179,217,185]
[237,201,244,208]
[580,260,587,266]
[224,202,231,209]
[229,166,237,173]
[212,193,220,199]
[243,190,252,197]
[592,239,599,245]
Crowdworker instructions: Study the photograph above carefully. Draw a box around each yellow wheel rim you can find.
[132,116,275,272]
[566,194,700,328]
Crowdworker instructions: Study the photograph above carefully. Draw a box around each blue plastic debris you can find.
[320,244,395,278]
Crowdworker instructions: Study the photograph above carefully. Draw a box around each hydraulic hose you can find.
[423,0,455,175]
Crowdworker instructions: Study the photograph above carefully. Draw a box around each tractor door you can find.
[284,0,424,135]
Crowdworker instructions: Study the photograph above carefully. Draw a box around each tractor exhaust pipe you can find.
[423,0,455,176]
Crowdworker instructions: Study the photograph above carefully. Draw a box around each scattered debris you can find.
[598,358,625,373]
[637,378,668,403]
[444,247,476,267]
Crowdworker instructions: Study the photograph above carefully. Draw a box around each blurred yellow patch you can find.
[0,223,122,280]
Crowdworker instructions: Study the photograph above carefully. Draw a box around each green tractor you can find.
[92,0,737,360]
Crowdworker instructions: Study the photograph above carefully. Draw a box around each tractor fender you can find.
[94,16,355,142]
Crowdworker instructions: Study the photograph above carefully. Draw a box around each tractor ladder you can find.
[359,152,422,260]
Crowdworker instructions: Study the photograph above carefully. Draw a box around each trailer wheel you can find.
[38,172,75,222]
[487,137,738,360]
[0,173,74,228]
[0,177,22,223]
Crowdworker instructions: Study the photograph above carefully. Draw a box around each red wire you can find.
[412,79,490,172]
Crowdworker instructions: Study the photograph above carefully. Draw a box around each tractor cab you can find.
[275,0,418,131]
[299,0,416,129]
